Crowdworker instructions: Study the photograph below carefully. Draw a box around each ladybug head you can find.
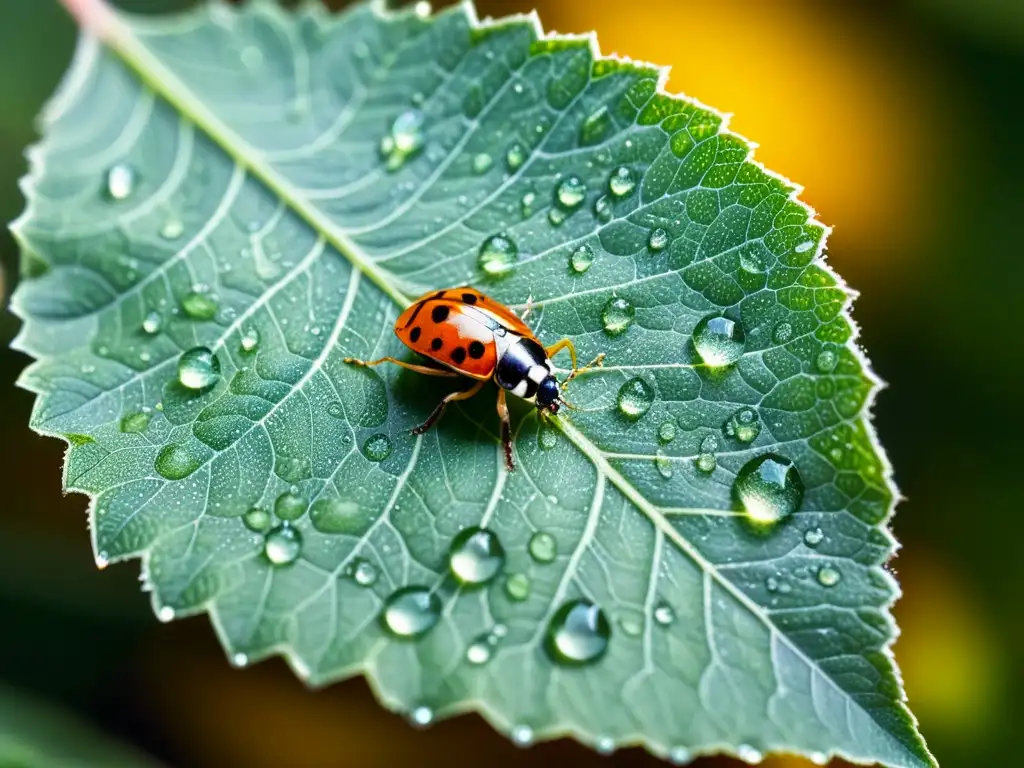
[536,375,561,413]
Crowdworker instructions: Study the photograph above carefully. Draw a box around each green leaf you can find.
[10,1,932,765]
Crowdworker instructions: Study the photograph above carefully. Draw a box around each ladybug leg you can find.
[411,378,485,435]
[343,356,459,377]
[562,352,606,387]
[496,388,515,472]
[544,338,579,371]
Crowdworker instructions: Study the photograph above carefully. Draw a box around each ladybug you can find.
[344,286,602,471]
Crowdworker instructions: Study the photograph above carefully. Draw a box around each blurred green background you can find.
[1,0,1020,766]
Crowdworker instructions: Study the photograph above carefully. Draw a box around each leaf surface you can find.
[11,1,932,765]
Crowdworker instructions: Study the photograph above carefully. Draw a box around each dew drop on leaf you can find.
[655,450,674,478]
[653,601,675,626]
[593,194,612,223]
[381,109,425,171]
[274,489,307,521]
[555,175,586,209]
[544,599,611,666]
[160,217,184,240]
[658,421,677,444]
[795,239,815,253]
[547,207,567,226]
[734,454,804,525]
[408,705,434,728]
[264,524,302,565]
[362,433,393,462]
[737,744,764,764]
[804,527,824,547]
[448,527,505,585]
[816,347,838,373]
[528,531,557,563]
[105,163,135,200]
[818,565,842,587]
[520,191,536,218]
[381,586,441,638]
[466,637,493,665]
[310,497,364,534]
[240,327,260,353]
[478,234,517,276]
[243,507,272,533]
[601,296,635,335]
[351,558,379,587]
[693,314,745,368]
[608,166,636,197]
[154,443,200,480]
[141,311,162,335]
[617,377,654,420]
[180,289,218,320]
[120,411,150,433]
[505,142,526,171]
[648,227,669,251]
[695,451,716,474]
[668,746,692,765]
[725,406,761,443]
[511,725,534,747]
[471,152,493,174]
[569,244,594,274]
[504,572,531,601]
[596,737,615,755]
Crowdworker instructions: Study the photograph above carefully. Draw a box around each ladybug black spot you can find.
[409,326,421,342]
[431,338,443,351]
[468,340,485,359]
[431,305,450,323]
[462,292,478,305]
[433,290,446,299]
[451,347,467,365]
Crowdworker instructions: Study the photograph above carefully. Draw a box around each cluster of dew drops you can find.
[98,92,845,748]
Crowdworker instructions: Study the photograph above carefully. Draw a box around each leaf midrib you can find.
[79,6,925,766]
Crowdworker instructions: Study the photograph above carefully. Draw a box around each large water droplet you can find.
[555,175,586,209]
[478,234,518,276]
[617,377,654,420]
[264,524,302,565]
[816,347,838,373]
[569,244,595,274]
[658,421,677,443]
[725,407,761,443]
[274,490,307,521]
[120,411,150,434]
[695,451,716,474]
[817,565,841,587]
[240,327,260,353]
[181,290,218,321]
[177,347,220,391]
[544,599,611,666]
[105,163,136,200]
[648,228,669,251]
[154,443,200,480]
[472,152,493,174]
[448,527,505,585]
[381,586,441,638]
[693,314,745,368]
[363,433,393,462]
[734,454,804,525]
[804,527,824,547]
[608,166,636,197]
[601,297,635,335]
[504,572,531,601]
[243,507,272,533]
[142,311,162,335]
[528,531,557,563]
[506,142,526,171]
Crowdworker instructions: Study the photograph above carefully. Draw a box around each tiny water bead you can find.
[617,377,654,420]
[160,217,184,240]
[693,314,746,368]
[409,706,434,728]
[593,195,612,223]
[804,527,824,546]
[158,606,175,623]
[653,601,675,626]
[736,745,764,764]
[381,586,441,638]
[181,290,218,320]
[264,524,302,565]
[795,239,815,253]
[466,636,493,665]
[472,152,493,174]
[275,490,308,521]
[505,142,526,171]
[544,599,611,666]
[362,433,393,462]
[725,407,761,443]
[695,451,716,474]
[555,175,587,209]
[504,572,531,601]
[154,443,200,480]
[448,527,506,585]
[105,163,136,200]
[601,296,636,335]
[511,725,534,747]
[240,327,260,353]
[381,109,425,170]
[668,746,693,765]
[648,228,669,251]
[608,166,636,197]
[569,244,594,274]
[141,311,162,334]
[658,421,677,444]
[178,347,221,391]
[734,454,805,525]
[352,559,379,587]
[478,234,518,276]
[817,565,842,587]
[548,207,567,227]
[520,191,536,217]
[816,347,838,373]
[243,507,272,533]
[596,737,616,755]
[120,411,150,434]
[528,531,557,563]
[654,450,674,479]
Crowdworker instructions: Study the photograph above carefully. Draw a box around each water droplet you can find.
[593,194,612,223]
[648,227,669,251]
[766,576,780,593]
[351,558,379,587]
[466,634,494,665]
[658,421,677,444]
[160,217,184,240]
[596,737,616,755]
[274,490,307,521]
[544,599,611,666]
[804,527,824,546]
[608,166,636,197]
[382,109,425,170]
[105,163,135,200]
[537,424,558,450]
[413,0,431,18]
[795,240,815,253]
[654,450,674,478]
[693,314,745,368]
[736,744,763,764]
[363,433,393,462]
[472,152,493,174]
[408,705,434,728]
[142,311,162,334]
[520,191,536,217]
[601,296,635,335]
[511,724,534,747]
[817,565,841,587]
[504,572,531,601]
[739,249,768,274]
[381,586,441,638]
[734,454,805,525]
[120,411,150,433]
[240,327,260,353]
[548,207,567,226]
[177,346,221,390]
[154,443,200,480]
[478,234,518,276]
[668,746,692,765]
[555,175,586,209]
[95,552,110,570]
[528,531,557,563]
[695,451,716,474]
[506,142,526,171]
[157,606,175,622]
[816,347,838,373]
[653,601,675,626]
[327,402,344,419]
[231,653,249,667]
[616,377,654,420]
[617,611,644,636]
[809,751,828,765]
[448,527,505,585]
[725,407,761,443]
[310,497,364,534]
[243,507,272,533]
[773,321,793,344]
[264,524,302,565]
[569,244,595,274]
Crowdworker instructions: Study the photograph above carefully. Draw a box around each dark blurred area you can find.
[0,0,1020,766]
